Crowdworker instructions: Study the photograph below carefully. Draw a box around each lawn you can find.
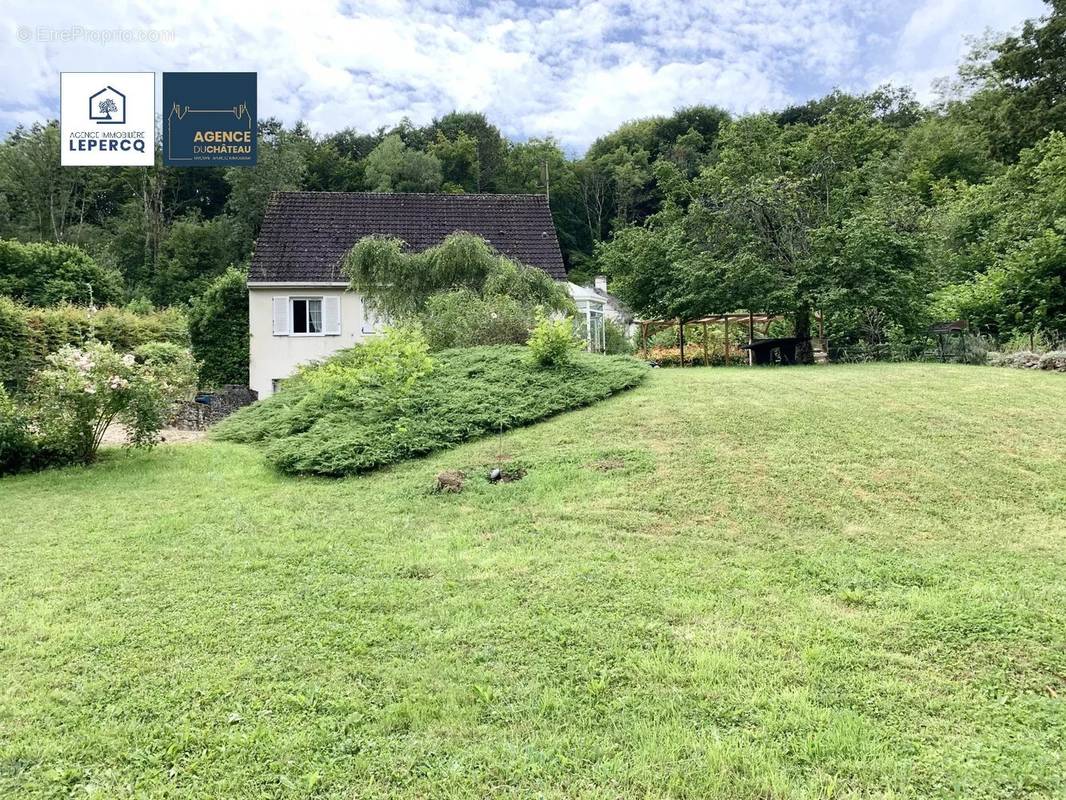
[2,364,1065,799]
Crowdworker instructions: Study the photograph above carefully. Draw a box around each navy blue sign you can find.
[163,72,256,166]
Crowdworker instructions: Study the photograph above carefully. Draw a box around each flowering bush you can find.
[26,340,197,464]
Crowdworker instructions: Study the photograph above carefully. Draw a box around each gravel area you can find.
[100,424,206,446]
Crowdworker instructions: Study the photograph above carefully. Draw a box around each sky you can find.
[0,0,1050,154]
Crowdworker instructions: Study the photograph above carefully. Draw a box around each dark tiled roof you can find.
[249,192,565,283]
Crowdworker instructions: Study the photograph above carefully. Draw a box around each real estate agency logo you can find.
[61,72,155,166]
[163,72,257,167]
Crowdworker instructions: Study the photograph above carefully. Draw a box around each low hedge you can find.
[0,297,188,391]
[214,344,649,476]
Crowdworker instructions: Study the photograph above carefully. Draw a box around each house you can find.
[248,191,567,397]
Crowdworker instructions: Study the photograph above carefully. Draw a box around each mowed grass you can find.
[1,364,1065,799]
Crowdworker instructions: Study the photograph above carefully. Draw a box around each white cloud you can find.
[879,0,1046,102]
[0,0,1049,152]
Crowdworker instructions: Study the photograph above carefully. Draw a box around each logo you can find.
[89,86,125,124]
[163,72,256,167]
[61,72,154,166]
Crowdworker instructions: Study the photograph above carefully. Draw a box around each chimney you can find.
[594,275,608,293]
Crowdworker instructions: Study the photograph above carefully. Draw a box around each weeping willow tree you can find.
[343,232,573,349]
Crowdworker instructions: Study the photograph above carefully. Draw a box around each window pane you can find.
[308,299,322,333]
[292,299,307,333]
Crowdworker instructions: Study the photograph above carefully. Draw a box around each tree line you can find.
[0,0,1062,356]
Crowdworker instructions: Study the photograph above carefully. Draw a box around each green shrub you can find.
[215,345,648,476]
[1001,330,1059,354]
[0,297,32,387]
[604,320,634,355]
[0,386,37,475]
[344,233,573,350]
[420,289,533,350]
[950,333,991,365]
[0,297,188,392]
[188,266,249,388]
[528,314,582,367]
[300,325,433,412]
[0,239,123,306]
[125,297,156,315]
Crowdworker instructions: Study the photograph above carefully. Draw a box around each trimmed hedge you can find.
[188,266,249,389]
[214,344,649,476]
[0,297,188,390]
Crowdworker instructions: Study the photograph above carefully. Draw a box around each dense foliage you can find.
[187,266,250,388]
[592,3,1066,351]
[344,233,573,348]
[0,239,123,306]
[214,338,647,476]
[0,297,188,391]
[929,133,1066,337]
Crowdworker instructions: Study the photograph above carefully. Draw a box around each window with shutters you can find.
[273,295,341,336]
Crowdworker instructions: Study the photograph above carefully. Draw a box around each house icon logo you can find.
[89,86,125,125]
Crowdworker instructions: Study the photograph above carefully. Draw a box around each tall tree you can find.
[431,112,507,191]
[956,0,1066,161]
[363,135,442,193]
[429,132,480,193]
[224,128,307,255]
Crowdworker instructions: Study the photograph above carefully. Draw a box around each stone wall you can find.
[170,385,258,430]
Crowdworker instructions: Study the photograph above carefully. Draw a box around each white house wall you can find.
[248,285,373,397]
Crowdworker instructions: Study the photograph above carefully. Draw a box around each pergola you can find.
[636,311,825,366]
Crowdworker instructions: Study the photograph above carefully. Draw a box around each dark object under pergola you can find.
[741,336,809,365]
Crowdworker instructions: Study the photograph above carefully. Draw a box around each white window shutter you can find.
[272,296,289,335]
[323,296,341,335]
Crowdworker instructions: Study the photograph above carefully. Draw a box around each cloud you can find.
[882,0,1047,101]
[0,0,1049,153]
